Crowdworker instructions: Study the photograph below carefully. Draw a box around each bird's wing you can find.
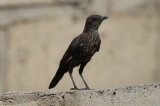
[96,39,101,52]
[60,33,88,66]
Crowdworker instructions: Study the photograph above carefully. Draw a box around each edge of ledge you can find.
[0,83,160,105]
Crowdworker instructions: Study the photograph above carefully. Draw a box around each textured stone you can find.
[0,83,160,106]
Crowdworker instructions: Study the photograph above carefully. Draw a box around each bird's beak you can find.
[101,16,109,21]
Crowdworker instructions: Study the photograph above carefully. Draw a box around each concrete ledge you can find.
[0,83,160,106]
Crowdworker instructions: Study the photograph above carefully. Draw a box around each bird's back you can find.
[66,31,101,67]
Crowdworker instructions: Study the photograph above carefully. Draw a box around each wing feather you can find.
[60,33,88,66]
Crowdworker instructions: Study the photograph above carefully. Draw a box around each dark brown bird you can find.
[49,15,108,90]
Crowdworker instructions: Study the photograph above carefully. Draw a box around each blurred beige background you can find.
[0,0,160,93]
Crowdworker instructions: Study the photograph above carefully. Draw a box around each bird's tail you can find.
[49,62,70,89]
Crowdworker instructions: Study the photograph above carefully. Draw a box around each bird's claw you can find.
[80,87,93,90]
[70,87,79,90]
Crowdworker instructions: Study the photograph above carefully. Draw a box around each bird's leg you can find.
[69,73,79,90]
[79,74,91,90]
[69,64,79,90]
[79,62,91,90]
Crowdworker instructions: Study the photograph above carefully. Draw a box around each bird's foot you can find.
[70,87,79,90]
[80,87,93,90]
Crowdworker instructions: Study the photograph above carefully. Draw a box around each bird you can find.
[49,15,108,90]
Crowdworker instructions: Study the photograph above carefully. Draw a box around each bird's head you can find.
[83,15,108,33]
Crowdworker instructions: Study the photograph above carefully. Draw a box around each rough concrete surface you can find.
[0,83,160,106]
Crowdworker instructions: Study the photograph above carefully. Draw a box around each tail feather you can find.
[49,68,64,89]
[49,62,70,89]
